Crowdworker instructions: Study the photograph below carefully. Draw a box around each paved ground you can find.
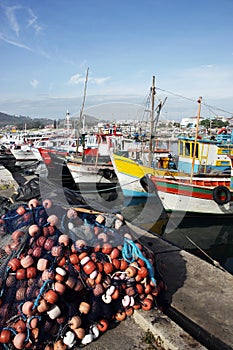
[72,308,205,350]
[81,316,162,350]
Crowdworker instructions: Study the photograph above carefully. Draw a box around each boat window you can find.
[185,142,191,156]
[191,142,199,158]
[179,141,183,156]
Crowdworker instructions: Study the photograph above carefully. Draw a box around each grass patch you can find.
[139,329,166,350]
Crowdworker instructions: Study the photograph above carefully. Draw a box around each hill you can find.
[0,112,100,130]
[0,112,54,129]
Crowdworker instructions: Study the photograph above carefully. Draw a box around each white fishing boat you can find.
[37,145,117,186]
[146,173,232,215]
[31,137,79,161]
[66,159,116,184]
[10,144,38,162]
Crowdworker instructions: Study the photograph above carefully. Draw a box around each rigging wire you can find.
[139,91,151,123]
[156,86,233,116]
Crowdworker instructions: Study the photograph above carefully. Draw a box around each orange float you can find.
[97,319,109,332]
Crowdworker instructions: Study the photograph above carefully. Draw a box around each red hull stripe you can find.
[153,179,232,200]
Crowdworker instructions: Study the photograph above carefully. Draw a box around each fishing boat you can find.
[37,146,118,191]
[112,141,233,218]
[143,173,232,216]
[36,67,123,187]
[111,135,233,217]
[36,124,123,186]
[66,159,116,184]
[111,149,231,202]
[10,144,38,162]
[158,151,233,217]
[31,136,79,161]
[111,86,233,202]
[138,96,233,217]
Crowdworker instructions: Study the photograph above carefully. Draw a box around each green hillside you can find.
[0,112,54,129]
[0,112,100,130]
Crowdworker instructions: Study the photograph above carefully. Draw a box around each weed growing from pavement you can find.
[139,330,165,349]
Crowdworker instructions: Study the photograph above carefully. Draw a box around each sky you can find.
[0,0,233,122]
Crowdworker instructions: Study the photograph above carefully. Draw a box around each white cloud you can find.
[200,64,215,69]
[5,5,20,36]
[27,8,43,34]
[0,32,32,51]
[30,79,39,88]
[67,74,84,85]
[91,77,111,85]
[0,4,47,57]
[67,73,111,85]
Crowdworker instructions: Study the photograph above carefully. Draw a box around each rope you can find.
[76,182,122,194]
[122,238,157,286]
[164,214,227,272]
[184,235,227,272]
[33,279,53,309]
[19,160,40,169]
[64,178,140,194]
[156,86,233,115]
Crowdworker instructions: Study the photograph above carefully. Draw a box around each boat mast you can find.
[148,76,156,167]
[76,67,89,154]
[190,96,202,183]
[148,76,167,167]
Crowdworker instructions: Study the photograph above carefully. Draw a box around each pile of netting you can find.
[0,197,164,350]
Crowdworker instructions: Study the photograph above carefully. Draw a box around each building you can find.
[180,116,203,128]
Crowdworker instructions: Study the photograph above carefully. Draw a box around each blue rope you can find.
[33,279,53,309]
[25,327,31,342]
[2,327,17,336]
[3,205,44,221]
[17,303,27,321]
[3,344,10,350]
[122,238,157,286]
[26,315,41,329]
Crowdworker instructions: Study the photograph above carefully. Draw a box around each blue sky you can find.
[0,0,233,122]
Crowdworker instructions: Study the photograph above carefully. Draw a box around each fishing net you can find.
[0,197,164,349]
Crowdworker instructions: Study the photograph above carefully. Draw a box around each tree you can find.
[200,118,229,129]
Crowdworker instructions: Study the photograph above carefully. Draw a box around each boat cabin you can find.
[177,131,233,175]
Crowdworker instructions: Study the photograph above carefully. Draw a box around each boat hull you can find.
[152,177,233,215]
[10,148,38,161]
[67,162,115,184]
[111,152,233,216]
[110,153,179,197]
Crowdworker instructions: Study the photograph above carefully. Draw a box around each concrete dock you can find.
[128,222,233,350]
